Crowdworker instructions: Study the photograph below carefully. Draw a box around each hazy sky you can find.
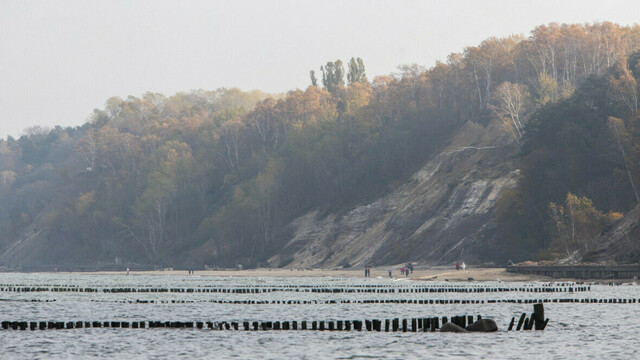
[1,0,639,139]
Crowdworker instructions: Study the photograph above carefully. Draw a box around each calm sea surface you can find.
[0,273,639,359]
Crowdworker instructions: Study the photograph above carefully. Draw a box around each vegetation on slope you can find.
[1,22,639,267]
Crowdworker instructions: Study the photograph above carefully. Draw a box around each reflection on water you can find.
[0,273,639,359]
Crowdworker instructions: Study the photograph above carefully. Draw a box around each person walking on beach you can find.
[461,262,466,271]
[388,268,392,278]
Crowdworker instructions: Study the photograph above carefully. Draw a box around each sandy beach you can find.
[71,266,551,282]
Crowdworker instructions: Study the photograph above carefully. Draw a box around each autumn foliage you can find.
[1,22,640,266]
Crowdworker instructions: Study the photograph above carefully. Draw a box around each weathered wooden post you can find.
[533,303,545,330]
[373,319,381,331]
[516,313,526,330]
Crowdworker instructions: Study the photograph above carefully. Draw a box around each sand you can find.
[70,266,550,282]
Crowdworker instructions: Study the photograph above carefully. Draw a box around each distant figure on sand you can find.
[126,267,130,275]
[461,262,466,271]
[388,268,392,278]
[456,262,460,270]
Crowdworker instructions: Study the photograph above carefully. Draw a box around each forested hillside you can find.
[1,22,640,268]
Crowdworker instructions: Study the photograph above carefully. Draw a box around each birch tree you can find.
[489,82,530,142]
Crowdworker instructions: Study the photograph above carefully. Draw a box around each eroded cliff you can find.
[269,118,520,268]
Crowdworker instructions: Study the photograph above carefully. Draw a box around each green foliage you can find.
[347,57,367,84]
[628,50,640,80]
[321,60,345,94]
[548,193,622,256]
[497,59,640,260]
[310,70,318,87]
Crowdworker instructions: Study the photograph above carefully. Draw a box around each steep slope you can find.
[0,218,50,268]
[582,206,640,264]
[269,117,519,268]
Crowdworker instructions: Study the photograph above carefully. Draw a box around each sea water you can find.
[0,273,639,359]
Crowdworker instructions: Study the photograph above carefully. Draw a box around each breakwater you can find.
[507,265,640,279]
[0,315,471,332]
[0,283,589,294]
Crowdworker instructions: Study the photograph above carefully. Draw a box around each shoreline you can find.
[15,266,557,282]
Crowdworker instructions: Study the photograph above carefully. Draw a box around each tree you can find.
[489,82,530,142]
[533,74,560,107]
[548,193,620,256]
[76,129,97,171]
[129,141,193,263]
[609,59,639,113]
[310,70,318,87]
[321,60,345,94]
[347,57,367,84]
[608,116,640,205]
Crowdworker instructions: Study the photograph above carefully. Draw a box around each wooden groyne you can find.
[4,297,640,305]
[0,284,590,294]
[507,265,640,280]
[0,315,477,332]
[0,304,551,332]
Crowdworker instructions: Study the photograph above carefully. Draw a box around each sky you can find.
[1,0,639,139]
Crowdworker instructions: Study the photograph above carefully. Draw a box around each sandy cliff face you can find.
[269,118,520,268]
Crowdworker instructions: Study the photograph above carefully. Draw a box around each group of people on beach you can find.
[380,263,414,278]
[455,262,466,271]
[400,264,412,277]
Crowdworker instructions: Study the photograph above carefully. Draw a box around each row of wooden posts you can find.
[4,297,639,305]
[0,286,590,294]
[1,316,481,332]
[0,282,580,288]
